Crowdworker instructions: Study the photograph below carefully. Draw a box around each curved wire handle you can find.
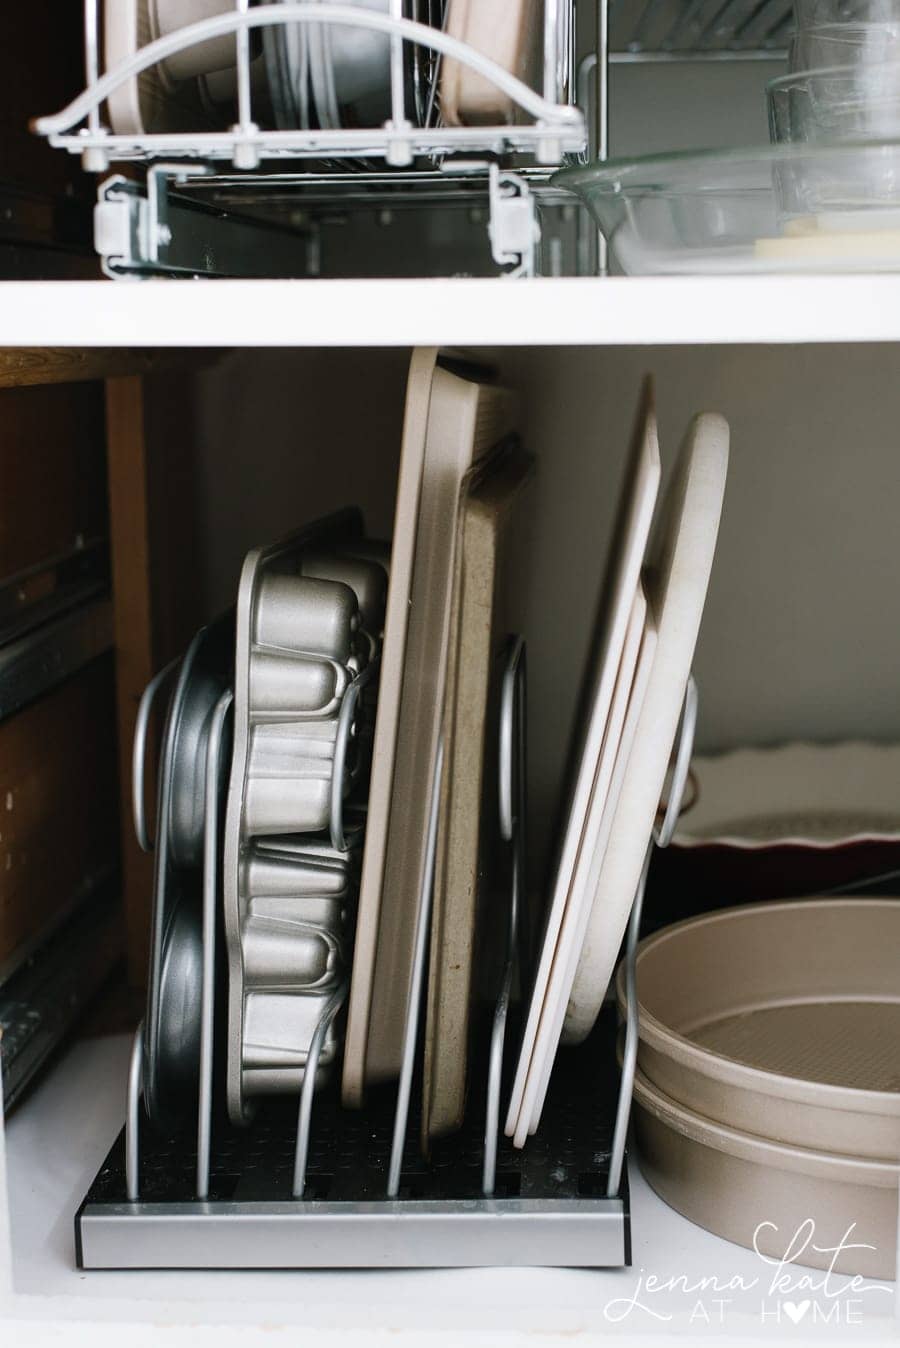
[125,1020,145,1202]
[484,635,526,1197]
[606,674,698,1199]
[35,5,583,138]
[132,657,180,854]
[329,655,379,852]
[292,978,349,1198]
[654,675,698,850]
[498,638,525,845]
[387,737,444,1198]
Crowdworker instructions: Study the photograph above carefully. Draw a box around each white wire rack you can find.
[34,3,585,173]
[32,2,589,277]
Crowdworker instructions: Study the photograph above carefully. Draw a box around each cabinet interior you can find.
[147,344,900,875]
[4,337,898,1307]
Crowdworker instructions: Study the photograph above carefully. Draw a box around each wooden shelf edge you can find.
[0,347,225,389]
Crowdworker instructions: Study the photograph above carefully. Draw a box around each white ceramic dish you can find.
[105,0,220,134]
[674,740,900,848]
[315,0,394,129]
[563,411,729,1045]
[504,383,660,1141]
[149,0,238,85]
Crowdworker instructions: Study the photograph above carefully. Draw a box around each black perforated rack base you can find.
[75,1016,631,1270]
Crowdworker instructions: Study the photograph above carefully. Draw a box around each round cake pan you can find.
[618,898,900,1160]
[633,1066,899,1280]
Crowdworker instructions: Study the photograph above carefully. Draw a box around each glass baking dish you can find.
[556,143,900,273]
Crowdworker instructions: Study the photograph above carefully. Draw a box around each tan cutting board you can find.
[422,443,534,1144]
[364,365,516,1089]
[342,348,438,1108]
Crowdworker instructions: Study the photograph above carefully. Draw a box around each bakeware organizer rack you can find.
[75,641,697,1270]
[33,2,585,279]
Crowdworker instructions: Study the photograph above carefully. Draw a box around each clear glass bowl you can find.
[789,22,900,71]
[769,63,900,142]
[555,144,900,274]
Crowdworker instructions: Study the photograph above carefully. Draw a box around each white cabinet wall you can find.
[181,340,900,872]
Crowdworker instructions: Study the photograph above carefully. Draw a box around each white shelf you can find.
[0,1032,896,1346]
[3,277,900,349]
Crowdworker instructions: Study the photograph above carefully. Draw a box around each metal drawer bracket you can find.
[488,167,541,279]
[95,166,313,279]
[95,162,545,280]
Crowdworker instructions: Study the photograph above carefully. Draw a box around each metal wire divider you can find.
[606,673,697,1197]
[573,0,610,276]
[125,648,698,1223]
[483,634,525,1196]
[296,635,528,1202]
[124,635,531,1208]
[329,656,380,854]
[290,633,528,1203]
[197,690,235,1198]
[381,634,528,1201]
